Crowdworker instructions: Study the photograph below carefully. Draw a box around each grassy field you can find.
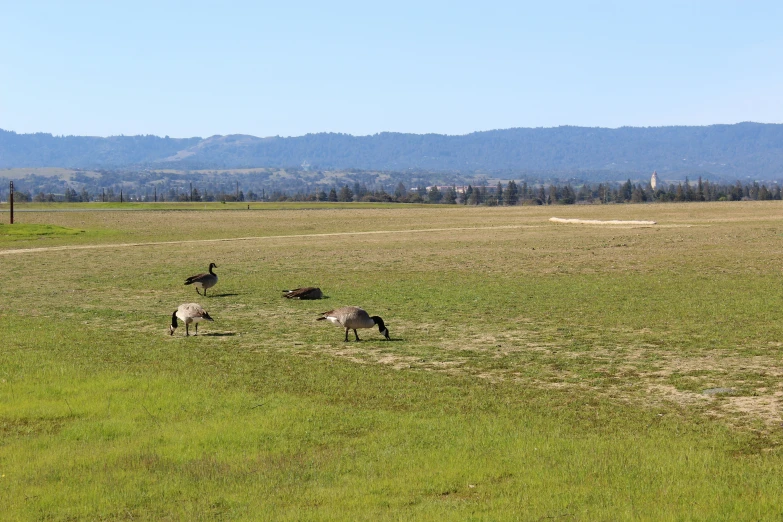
[1,201,782,520]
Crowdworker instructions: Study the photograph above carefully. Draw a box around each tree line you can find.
[8,176,779,205]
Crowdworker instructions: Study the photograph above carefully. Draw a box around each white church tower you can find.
[650,170,659,190]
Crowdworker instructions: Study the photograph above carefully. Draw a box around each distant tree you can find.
[427,185,442,203]
[684,178,695,201]
[577,183,591,202]
[443,186,457,204]
[466,186,478,205]
[316,188,327,201]
[463,185,473,205]
[560,184,576,204]
[504,180,518,206]
[328,187,338,202]
[547,184,558,204]
[621,179,633,201]
[14,190,31,202]
[536,186,546,204]
[674,183,685,202]
[338,185,354,202]
[394,182,407,200]
[496,182,503,204]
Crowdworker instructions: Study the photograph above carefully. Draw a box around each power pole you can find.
[154,186,157,202]
[9,180,14,224]
[120,190,123,203]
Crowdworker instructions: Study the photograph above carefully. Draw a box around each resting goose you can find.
[169,303,214,336]
[317,306,390,342]
[184,262,218,296]
[282,287,323,300]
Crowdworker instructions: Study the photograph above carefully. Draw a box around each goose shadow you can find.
[199,332,238,337]
[208,293,240,298]
[346,338,404,343]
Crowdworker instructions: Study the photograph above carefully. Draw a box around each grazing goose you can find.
[317,306,390,342]
[282,287,323,300]
[169,303,214,336]
[184,262,218,296]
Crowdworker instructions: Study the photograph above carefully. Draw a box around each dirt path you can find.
[0,224,537,256]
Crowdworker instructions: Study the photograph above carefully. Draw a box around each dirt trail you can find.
[0,224,536,256]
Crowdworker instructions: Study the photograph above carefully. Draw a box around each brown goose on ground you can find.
[282,287,323,300]
[317,306,390,342]
[184,263,218,296]
[169,303,214,336]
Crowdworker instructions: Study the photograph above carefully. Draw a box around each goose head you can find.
[371,316,390,340]
[169,311,178,335]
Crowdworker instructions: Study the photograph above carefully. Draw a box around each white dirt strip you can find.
[549,217,657,225]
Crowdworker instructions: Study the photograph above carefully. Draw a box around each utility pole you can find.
[120,190,123,203]
[154,186,157,202]
[190,182,193,202]
[102,188,105,203]
[9,180,14,224]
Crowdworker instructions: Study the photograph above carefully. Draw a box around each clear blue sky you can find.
[2,1,782,138]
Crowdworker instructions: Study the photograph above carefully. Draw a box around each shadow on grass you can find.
[199,332,239,337]
[340,338,404,343]
[208,293,240,298]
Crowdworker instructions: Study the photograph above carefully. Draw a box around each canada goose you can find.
[282,287,323,300]
[184,262,218,296]
[317,306,390,342]
[169,303,214,336]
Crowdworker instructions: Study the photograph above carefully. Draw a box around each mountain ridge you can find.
[2,123,782,180]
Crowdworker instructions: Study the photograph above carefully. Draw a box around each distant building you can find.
[650,170,659,190]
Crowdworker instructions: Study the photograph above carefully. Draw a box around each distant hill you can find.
[0,130,201,169]
[3,123,783,180]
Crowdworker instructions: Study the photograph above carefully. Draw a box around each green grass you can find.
[0,223,85,240]
[1,201,783,519]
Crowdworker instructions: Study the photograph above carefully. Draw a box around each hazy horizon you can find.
[2,120,781,141]
[2,2,782,139]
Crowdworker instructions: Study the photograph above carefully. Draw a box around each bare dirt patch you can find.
[550,217,657,225]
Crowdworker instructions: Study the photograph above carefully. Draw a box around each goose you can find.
[169,303,214,336]
[282,287,323,300]
[317,306,390,342]
[184,262,218,296]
